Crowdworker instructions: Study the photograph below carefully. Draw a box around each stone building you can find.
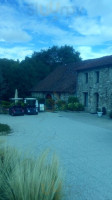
[76,55,112,113]
[31,55,112,113]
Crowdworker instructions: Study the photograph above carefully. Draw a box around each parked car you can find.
[9,106,24,116]
[24,105,38,115]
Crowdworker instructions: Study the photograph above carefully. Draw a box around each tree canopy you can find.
[0,45,81,100]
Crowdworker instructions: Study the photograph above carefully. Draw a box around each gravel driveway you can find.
[0,112,112,200]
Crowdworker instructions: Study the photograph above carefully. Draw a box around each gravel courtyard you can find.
[1,112,112,200]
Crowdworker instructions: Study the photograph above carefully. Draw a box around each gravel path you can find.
[0,112,112,200]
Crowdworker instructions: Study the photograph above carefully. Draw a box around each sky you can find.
[0,0,112,61]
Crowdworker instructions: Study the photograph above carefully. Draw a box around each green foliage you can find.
[46,99,55,109]
[68,96,79,104]
[68,102,84,111]
[10,101,25,107]
[56,100,66,108]
[55,97,84,112]
[68,103,75,111]
[20,102,25,107]
[58,45,81,64]
[0,59,20,100]
[60,104,68,111]
[109,110,112,118]
[77,103,84,111]
[1,101,10,108]
[0,146,63,200]
[56,100,67,111]
[56,97,84,112]
[0,123,11,135]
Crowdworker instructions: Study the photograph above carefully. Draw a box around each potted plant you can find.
[97,108,103,117]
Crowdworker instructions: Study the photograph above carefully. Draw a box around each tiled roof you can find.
[31,64,77,93]
[76,55,112,71]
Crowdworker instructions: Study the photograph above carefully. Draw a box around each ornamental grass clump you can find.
[0,145,63,200]
[0,123,11,135]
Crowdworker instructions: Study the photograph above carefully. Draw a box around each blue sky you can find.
[0,0,112,61]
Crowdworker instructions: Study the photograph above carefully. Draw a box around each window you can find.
[84,92,88,107]
[85,73,88,83]
[96,71,99,83]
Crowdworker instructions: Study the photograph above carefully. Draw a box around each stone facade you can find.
[77,66,112,113]
[32,91,74,102]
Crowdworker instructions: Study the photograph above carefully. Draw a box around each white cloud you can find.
[68,0,112,46]
[0,28,31,43]
[76,46,112,60]
[0,47,34,61]
[0,4,31,43]
[73,0,112,18]
[70,17,101,36]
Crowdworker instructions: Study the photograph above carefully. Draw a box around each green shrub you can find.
[56,100,67,111]
[20,102,25,107]
[9,101,25,108]
[1,101,10,108]
[46,99,55,109]
[56,100,66,107]
[68,96,79,104]
[76,103,84,111]
[0,123,11,135]
[0,146,63,200]
[68,103,75,111]
[68,102,84,111]
[60,104,68,111]
[109,111,112,118]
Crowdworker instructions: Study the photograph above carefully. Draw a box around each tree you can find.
[32,45,81,66]
[58,45,81,64]
[0,68,7,99]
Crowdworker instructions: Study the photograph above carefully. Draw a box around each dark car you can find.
[24,106,38,115]
[9,106,24,116]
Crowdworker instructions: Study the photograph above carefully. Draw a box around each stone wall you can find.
[31,92,75,102]
[77,66,112,113]
[60,93,75,102]
[31,92,45,99]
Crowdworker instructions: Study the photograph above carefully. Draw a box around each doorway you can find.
[94,93,99,112]
[84,92,88,107]
[46,94,52,99]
